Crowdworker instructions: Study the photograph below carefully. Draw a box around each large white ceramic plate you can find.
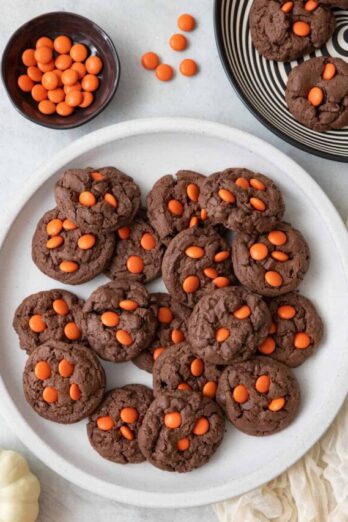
[1,118,348,508]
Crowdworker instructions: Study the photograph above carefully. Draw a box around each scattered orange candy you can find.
[141,52,160,70]
[177,13,196,32]
[169,34,187,51]
[156,63,174,81]
[180,58,197,77]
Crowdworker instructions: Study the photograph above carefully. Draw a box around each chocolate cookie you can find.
[32,208,115,285]
[83,280,157,363]
[216,357,300,436]
[87,384,153,464]
[105,209,165,284]
[55,166,141,234]
[232,222,310,297]
[199,169,285,234]
[162,227,234,308]
[153,343,222,400]
[133,293,190,373]
[13,289,86,354]
[258,292,324,367]
[285,57,348,133]
[138,391,225,472]
[249,0,335,62]
[147,170,206,244]
[188,286,271,365]
[23,341,105,424]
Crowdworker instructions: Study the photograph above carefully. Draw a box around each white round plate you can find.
[1,118,348,508]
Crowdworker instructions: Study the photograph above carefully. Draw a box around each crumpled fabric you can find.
[214,379,348,522]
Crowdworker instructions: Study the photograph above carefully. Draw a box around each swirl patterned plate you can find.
[214,0,348,162]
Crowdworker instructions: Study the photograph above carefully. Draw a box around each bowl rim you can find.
[1,10,121,130]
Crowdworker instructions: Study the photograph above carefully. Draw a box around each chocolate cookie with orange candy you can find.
[105,209,165,284]
[83,279,157,363]
[23,340,106,424]
[13,289,87,354]
[258,292,324,367]
[138,391,225,472]
[152,342,222,400]
[198,168,285,233]
[133,292,191,373]
[249,0,335,62]
[232,222,310,297]
[146,170,206,245]
[162,226,234,308]
[188,286,271,365]
[55,166,141,234]
[216,357,301,436]
[32,208,115,285]
[87,384,153,464]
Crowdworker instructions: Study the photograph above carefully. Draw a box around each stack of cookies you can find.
[249,0,348,132]
[13,165,323,473]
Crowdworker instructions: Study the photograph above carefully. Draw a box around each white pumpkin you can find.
[0,449,40,522]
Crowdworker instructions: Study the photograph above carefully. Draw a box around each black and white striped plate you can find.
[214,0,348,162]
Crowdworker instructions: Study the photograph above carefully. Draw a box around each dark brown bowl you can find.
[1,11,120,129]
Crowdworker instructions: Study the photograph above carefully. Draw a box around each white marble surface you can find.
[0,1,347,521]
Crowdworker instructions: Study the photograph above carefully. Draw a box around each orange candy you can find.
[61,68,79,86]
[64,322,81,340]
[250,242,268,261]
[215,327,230,342]
[164,411,182,429]
[233,305,251,319]
[155,64,174,82]
[127,255,144,274]
[277,305,296,319]
[70,43,88,62]
[171,328,185,344]
[214,250,230,262]
[265,271,283,287]
[269,322,277,334]
[46,218,63,236]
[255,375,270,393]
[54,35,72,54]
[63,81,81,95]
[59,260,79,273]
[168,199,184,216]
[71,61,87,79]
[22,49,36,67]
[189,216,199,228]
[37,60,54,72]
[187,183,200,201]
[153,347,165,360]
[293,21,311,37]
[203,267,218,279]
[177,13,196,32]
[27,66,42,82]
[141,52,160,70]
[233,384,249,404]
[119,300,139,311]
[31,84,48,102]
[116,329,133,346]
[34,45,52,64]
[141,232,156,250]
[218,188,235,204]
[43,387,58,403]
[58,359,74,378]
[120,426,134,441]
[91,171,105,181]
[85,55,103,74]
[250,197,266,211]
[200,208,208,220]
[268,230,287,246]
[213,276,230,288]
[294,332,311,349]
[169,34,187,51]
[202,381,218,398]
[120,407,138,424]
[56,101,74,116]
[158,306,173,324]
[308,86,324,107]
[177,382,191,391]
[63,219,77,231]
[190,358,204,377]
[81,74,99,92]
[104,193,117,208]
[177,437,190,451]
[48,88,65,104]
[180,59,197,77]
[259,336,276,355]
[271,251,289,262]
[118,226,131,239]
[193,417,209,435]
[281,2,294,13]
[79,191,96,206]
[55,54,73,71]
[29,314,47,333]
[235,177,250,189]
[97,416,115,431]
[250,178,266,191]
[46,235,63,249]
[42,71,59,90]
[101,311,120,327]
[268,397,285,412]
[323,63,336,81]
[70,383,81,401]
[305,0,318,11]
[78,233,96,250]
[185,246,205,259]
[39,99,56,115]
[18,75,34,92]
[65,90,83,107]
[182,275,200,293]
[34,361,51,380]
[53,299,69,315]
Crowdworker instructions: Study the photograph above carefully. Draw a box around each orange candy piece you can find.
[293,21,311,37]
[140,233,156,250]
[177,437,190,451]
[79,191,96,206]
[268,397,285,412]
[177,382,191,391]
[58,359,74,378]
[22,49,36,67]
[120,407,138,424]
[250,197,266,211]
[141,52,160,70]
[70,383,81,401]
[48,88,65,104]
[59,260,79,273]
[250,243,268,261]
[182,275,200,293]
[186,183,200,201]
[305,0,318,11]
[271,251,289,262]
[169,33,187,51]
[46,236,64,249]
[91,171,105,181]
[153,347,165,360]
[34,361,51,380]
[214,250,230,262]
[85,55,103,75]
[185,246,205,259]
[34,45,52,64]
[168,199,184,216]
[215,327,230,342]
[32,84,48,102]
[164,411,182,429]
[171,328,185,344]
[203,267,218,279]
[233,384,249,404]
[56,101,74,117]
[116,330,133,346]
[29,314,47,333]
[54,35,72,54]
[118,226,131,239]
[36,37,53,49]
[70,43,88,62]
[155,64,174,81]
[323,63,336,81]
[27,66,42,82]
[200,209,208,220]
[120,426,134,441]
[42,71,59,90]
[53,299,69,315]
[265,270,283,287]
[104,193,118,208]
[281,1,294,12]
[43,386,58,403]
[189,216,199,228]
[64,322,81,340]
[250,178,266,191]
[65,90,83,107]
[213,276,230,288]
[268,230,287,246]
[218,188,235,203]
[177,13,196,31]
[158,306,173,324]
[79,92,94,108]
[235,177,250,189]
[63,219,77,231]
[233,305,251,319]
[18,75,35,92]
[255,375,271,393]
[193,417,209,435]
[180,59,198,77]
[308,86,324,107]
[259,336,276,355]
[119,300,139,311]
[39,100,56,115]
[101,311,120,327]
[190,358,204,377]
[127,255,144,274]
[277,305,296,319]
[97,416,115,431]
[71,61,87,79]
[61,68,79,86]
[78,234,96,250]
[294,332,311,349]
[202,381,217,398]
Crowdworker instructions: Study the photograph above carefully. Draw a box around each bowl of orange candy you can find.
[1,11,120,129]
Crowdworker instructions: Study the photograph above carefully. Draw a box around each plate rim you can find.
[1,117,348,508]
[213,0,348,164]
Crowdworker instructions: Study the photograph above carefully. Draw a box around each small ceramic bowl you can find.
[1,11,120,129]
